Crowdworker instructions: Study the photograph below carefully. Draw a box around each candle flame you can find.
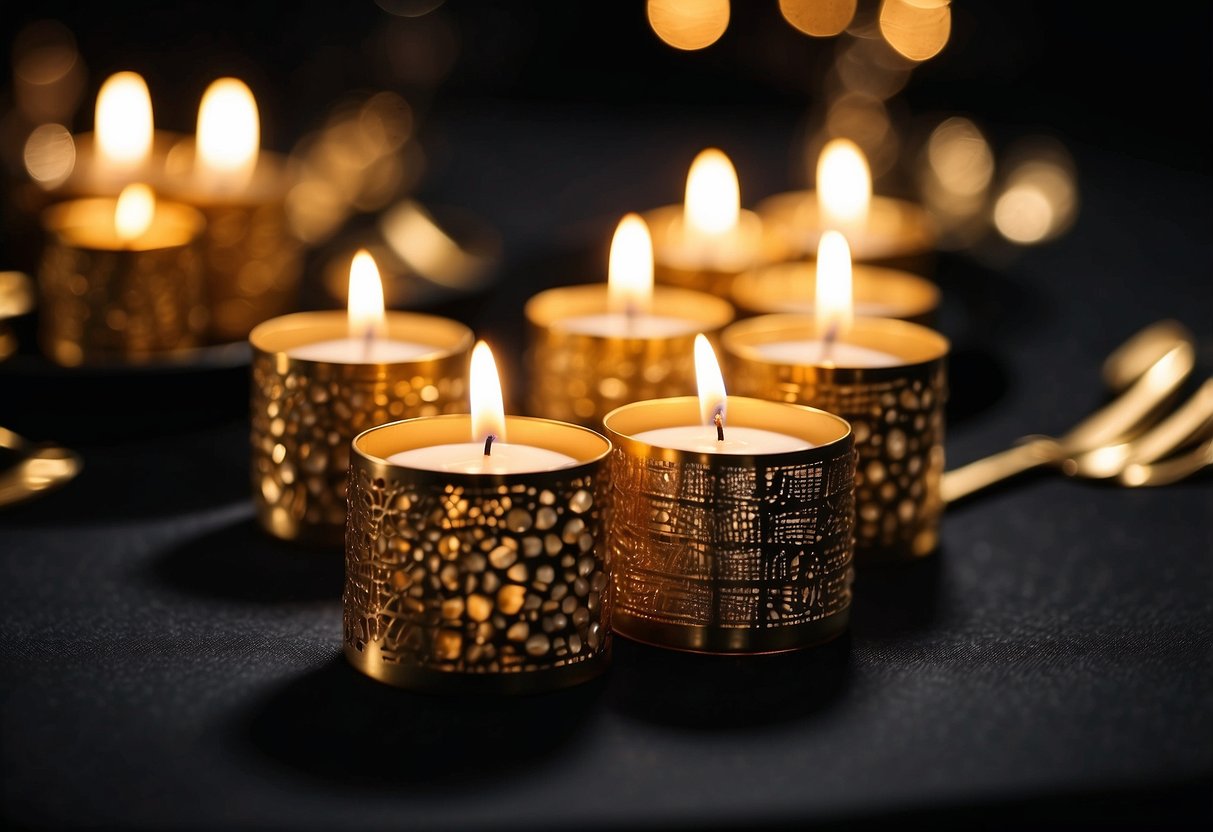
[685,148,740,235]
[347,249,387,341]
[114,183,155,241]
[608,213,654,316]
[470,341,507,445]
[694,333,727,430]
[95,72,153,169]
[196,77,260,186]
[815,230,853,337]
[816,138,871,231]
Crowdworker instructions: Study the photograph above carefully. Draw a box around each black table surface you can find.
[2,101,1211,830]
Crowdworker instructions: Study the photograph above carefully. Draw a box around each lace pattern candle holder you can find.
[603,396,855,655]
[344,415,613,693]
[249,311,473,545]
[723,315,949,561]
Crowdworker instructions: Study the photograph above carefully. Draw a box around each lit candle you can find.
[287,251,434,363]
[554,214,701,338]
[757,138,936,269]
[630,334,809,454]
[749,232,902,368]
[162,77,301,342]
[722,244,951,561]
[523,213,734,427]
[645,148,767,295]
[602,355,856,654]
[248,267,473,544]
[38,182,206,364]
[387,342,578,474]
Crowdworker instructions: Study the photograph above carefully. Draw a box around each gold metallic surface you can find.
[603,396,855,654]
[345,415,612,692]
[38,198,206,366]
[0,426,82,508]
[731,260,939,325]
[755,190,936,274]
[723,316,948,561]
[644,203,770,297]
[249,311,473,545]
[524,283,734,428]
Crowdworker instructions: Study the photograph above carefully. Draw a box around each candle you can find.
[387,342,578,473]
[161,77,301,342]
[630,335,809,454]
[722,236,950,562]
[602,347,856,654]
[286,251,434,363]
[644,148,768,295]
[524,213,734,427]
[345,356,613,693]
[248,254,473,544]
[38,182,206,365]
[745,233,903,368]
[756,138,936,272]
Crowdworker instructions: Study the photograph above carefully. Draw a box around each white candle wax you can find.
[555,312,700,338]
[387,443,577,474]
[287,337,435,363]
[631,425,809,455]
[754,339,902,368]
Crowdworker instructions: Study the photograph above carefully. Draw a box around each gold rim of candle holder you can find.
[38,197,207,366]
[603,396,855,655]
[345,415,613,694]
[524,283,735,428]
[644,203,771,297]
[722,315,949,562]
[754,190,937,273]
[731,261,940,327]
[249,311,474,546]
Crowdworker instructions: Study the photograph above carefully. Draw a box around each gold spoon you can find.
[0,426,83,508]
[942,322,1196,503]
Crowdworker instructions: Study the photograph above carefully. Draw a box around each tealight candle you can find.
[603,336,856,655]
[644,148,769,296]
[344,341,612,693]
[249,250,473,544]
[525,213,734,427]
[38,183,206,365]
[387,342,577,473]
[723,232,950,562]
[160,78,302,342]
[757,138,937,273]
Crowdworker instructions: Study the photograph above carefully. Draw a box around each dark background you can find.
[1,2,1210,830]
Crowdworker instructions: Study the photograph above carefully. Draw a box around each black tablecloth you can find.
[2,103,1211,830]
[2,0,1213,824]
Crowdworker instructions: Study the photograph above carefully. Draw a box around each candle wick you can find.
[819,320,839,365]
[483,434,495,457]
[624,301,637,336]
[714,411,725,442]
[362,326,375,361]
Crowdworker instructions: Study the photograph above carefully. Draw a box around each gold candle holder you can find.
[38,195,206,366]
[643,203,770,296]
[524,284,734,428]
[731,260,940,326]
[603,396,855,655]
[345,415,613,693]
[249,311,473,545]
[755,190,937,275]
[723,315,949,561]
[163,148,302,343]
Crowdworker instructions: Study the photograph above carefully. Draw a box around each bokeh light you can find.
[879,0,951,62]
[23,123,76,188]
[993,142,1078,245]
[927,117,993,198]
[779,0,856,38]
[647,0,730,51]
[12,20,84,123]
